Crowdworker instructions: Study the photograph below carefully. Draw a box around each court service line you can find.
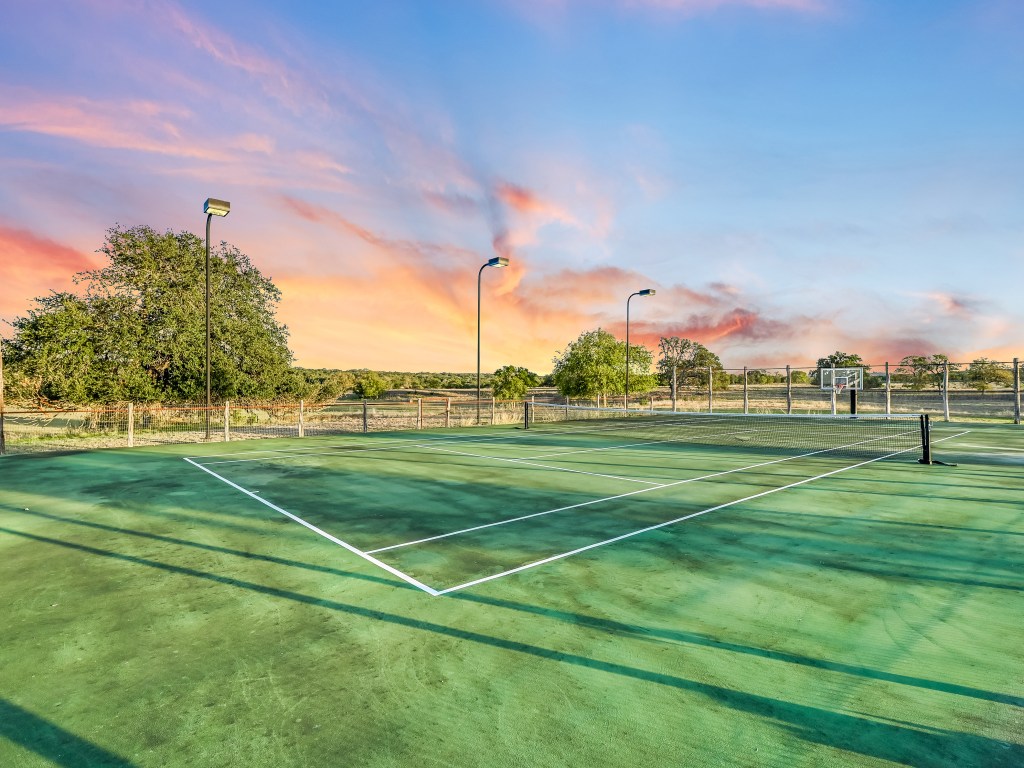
[364,429,923,555]
[181,457,439,596]
[418,444,664,486]
[519,428,760,460]
[432,430,971,595]
[953,443,1024,452]
[189,428,547,465]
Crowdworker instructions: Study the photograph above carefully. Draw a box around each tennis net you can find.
[525,403,931,462]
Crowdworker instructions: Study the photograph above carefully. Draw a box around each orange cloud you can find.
[0,226,96,321]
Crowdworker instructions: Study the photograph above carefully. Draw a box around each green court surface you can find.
[0,418,1021,767]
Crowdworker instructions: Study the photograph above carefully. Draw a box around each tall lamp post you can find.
[625,288,655,408]
[203,198,231,439]
[477,255,510,424]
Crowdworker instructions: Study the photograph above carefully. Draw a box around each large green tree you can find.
[965,358,1012,392]
[5,224,293,404]
[657,337,727,398]
[897,354,957,390]
[491,365,539,400]
[551,328,654,400]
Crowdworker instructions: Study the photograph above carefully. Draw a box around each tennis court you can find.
[182,406,946,596]
[1,409,1021,767]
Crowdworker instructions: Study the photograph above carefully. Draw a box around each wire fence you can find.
[0,358,1019,456]
[0,398,527,456]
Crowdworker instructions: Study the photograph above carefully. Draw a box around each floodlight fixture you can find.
[625,288,656,405]
[478,256,511,424]
[204,197,231,438]
[204,198,231,217]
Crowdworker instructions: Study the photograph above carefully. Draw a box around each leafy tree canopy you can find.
[353,370,389,399]
[5,224,293,404]
[897,354,958,390]
[657,337,727,392]
[965,358,1012,392]
[491,365,539,400]
[551,328,655,399]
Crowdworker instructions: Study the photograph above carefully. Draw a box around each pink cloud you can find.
[0,226,96,322]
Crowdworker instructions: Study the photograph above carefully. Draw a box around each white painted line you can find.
[953,443,1024,452]
[521,428,760,460]
[418,444,663,486]
[432,432,971,596]
[190,428,539,465]
[365,429,919,554]
[182,457,439,596]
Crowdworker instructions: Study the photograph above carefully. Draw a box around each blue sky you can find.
[0,0,1021,371]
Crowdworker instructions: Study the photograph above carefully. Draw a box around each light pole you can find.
[477,255,509,424]
[203,198,230,439]
[625,288,655,408]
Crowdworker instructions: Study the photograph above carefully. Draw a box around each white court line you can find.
[365,429,922,554]
[953,443,1024,452]
[520,428,760,460]
[418,444,663,486]
[432,430,970,595]
[182,457,439,596]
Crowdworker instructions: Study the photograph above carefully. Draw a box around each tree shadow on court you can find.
[0,698,138,768]
[10,505,1021,709]
[1,524,1021,768]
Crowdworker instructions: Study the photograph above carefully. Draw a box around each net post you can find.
[743,366,748,414]
[417,398,423,429]
[830,387,837,415]
[707,366,713,413]
[445,397,451,429]
[942,361,950,422]
[918,414,932,464]
[298,399,304,438]
[1011,360,1019,428]
[885,362,891,416]
[224,401,231,441]
[362,400,368,433]
[127,402,134,448]
[786,365,792,415]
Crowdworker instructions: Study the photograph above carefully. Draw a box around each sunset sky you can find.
[1,0,1021,373]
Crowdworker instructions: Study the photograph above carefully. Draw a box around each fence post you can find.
[0,336,5,455]
[490,396,495,425]
[127,402,134,448]
[942,361,950,422]
[298,399,304,438]
[649,396,654,414]
[417,398,423,429]
[743,366,748,414]
[885,362,891,416]
[445,398,451,428]
[671,366,677,412]
[224,401,230,442]
[786,365,792,415]
[362,400,368,433]
[1011,360,1019,428]
[565,396,569,418]
[708,366,713,413]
